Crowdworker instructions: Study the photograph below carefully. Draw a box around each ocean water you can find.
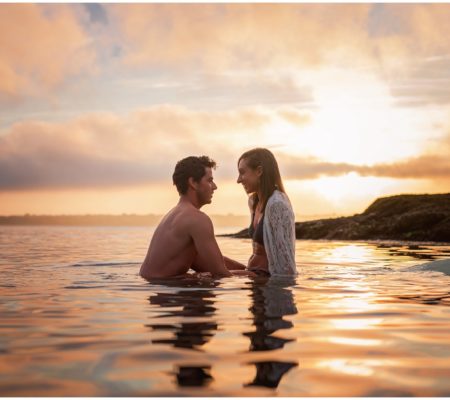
[1,225,450,396]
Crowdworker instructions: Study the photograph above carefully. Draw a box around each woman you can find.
[237,148,297,276]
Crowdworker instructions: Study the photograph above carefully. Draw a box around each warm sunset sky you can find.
[1,3,449,218]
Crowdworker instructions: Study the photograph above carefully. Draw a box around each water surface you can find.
[1,226,449,396]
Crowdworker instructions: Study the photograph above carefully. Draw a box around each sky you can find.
[1,3,450,218]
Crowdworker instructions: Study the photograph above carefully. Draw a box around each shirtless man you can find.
[140,155,246,279]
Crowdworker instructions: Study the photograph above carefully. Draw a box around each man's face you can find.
[196,167,217,206]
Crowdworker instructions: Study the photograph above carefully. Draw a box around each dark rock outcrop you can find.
[225,193,450,243]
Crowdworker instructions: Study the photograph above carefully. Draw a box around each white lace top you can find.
[262,190,297,276]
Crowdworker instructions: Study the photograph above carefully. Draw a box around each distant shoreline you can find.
[0,213,338,227]
[0,214,248,227]
[2,193,449,243]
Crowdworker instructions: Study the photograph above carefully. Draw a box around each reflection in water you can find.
[146,282,219,387]
[244,277,299,389]
[147,286,218,351]
[245,361,298,389]
[174,366,213,387]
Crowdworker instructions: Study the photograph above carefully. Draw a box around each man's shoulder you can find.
[176,207,211,227]
[190,209,212,225]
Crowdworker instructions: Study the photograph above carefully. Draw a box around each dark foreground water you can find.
[0,226,449,396]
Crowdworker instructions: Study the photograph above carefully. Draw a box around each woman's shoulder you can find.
[267,190,290,207]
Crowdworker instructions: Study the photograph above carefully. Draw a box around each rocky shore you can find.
[226,193,450,243]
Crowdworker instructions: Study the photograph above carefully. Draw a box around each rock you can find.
[295,193,450,242]
[224,193,450,243]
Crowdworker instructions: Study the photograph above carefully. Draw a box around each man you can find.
[140,155,246,279]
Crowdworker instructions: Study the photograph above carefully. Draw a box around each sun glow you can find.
[276,69,430,166]
[302,173,403,213]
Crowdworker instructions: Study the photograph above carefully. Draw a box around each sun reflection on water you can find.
[328,337,382,346]
[317,359,374,377]
[324,244,374,265]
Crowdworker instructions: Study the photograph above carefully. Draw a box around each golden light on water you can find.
[317,359,374,377]
[324,244,374,265]
[330,317,384,331]
[328,337,382,347]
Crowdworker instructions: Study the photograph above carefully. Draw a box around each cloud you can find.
[278,110,312,126]
[107,4,450,72]
[369,4,450,56]
[0,106,275,190]
[4,3,450,109]
[279,153,450,181]
[104,3,450,108]
[360,155,450,179]
[108,4,371,72]
[2,105,449,191]
[0,4,96,102]
[388,56,450,107]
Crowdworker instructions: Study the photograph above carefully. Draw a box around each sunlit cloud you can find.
[281,153,450,181]
[109,4,371,72]
[0,106,273,189]
[109,4,450,73]
[388,56,450,107]
[1,107,449,191]
[359,155,450,180]
[0,4,97,102]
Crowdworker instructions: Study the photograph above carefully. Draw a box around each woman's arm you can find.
[264,199,297,276]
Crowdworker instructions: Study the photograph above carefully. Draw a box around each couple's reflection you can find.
[145,276,298,390]
[146,278,219,387]
[244,276,299,389]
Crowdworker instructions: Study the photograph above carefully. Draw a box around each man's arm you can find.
[190,213,232,278]
[224,256,246,270]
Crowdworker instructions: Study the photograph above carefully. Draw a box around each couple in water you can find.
[140,148,297,279]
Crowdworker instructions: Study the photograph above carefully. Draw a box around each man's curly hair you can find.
[172,156,217,195]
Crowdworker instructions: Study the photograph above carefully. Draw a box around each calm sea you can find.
[1,226,449,396]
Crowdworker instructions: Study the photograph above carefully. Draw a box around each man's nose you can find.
[237,176,241,184]
[213,182,217,190]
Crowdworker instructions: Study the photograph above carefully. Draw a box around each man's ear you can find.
[188,177,197,191]
[256,165,263,177]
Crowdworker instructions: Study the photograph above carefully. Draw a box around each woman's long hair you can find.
[238,148,286,212]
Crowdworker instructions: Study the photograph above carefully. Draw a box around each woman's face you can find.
[237,158,262,194]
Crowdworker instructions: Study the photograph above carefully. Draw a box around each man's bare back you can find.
[140,201,210,278]
[140,157,246,280]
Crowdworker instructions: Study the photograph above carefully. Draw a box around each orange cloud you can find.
[280,152,450,181]
[0,106,273,189]
[0,4,96,101]
[360,155,450,179]
[2,106,449,191]
[108,4,371,72]
[107,4,450,74]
